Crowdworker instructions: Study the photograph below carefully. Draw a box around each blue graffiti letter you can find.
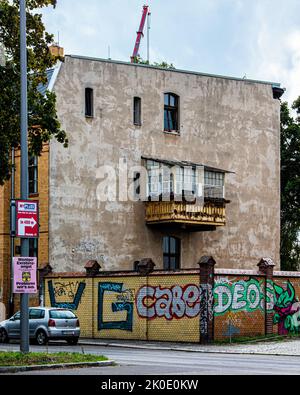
[98,282,133,331]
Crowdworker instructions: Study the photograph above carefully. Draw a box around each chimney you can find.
[49,44,64,58]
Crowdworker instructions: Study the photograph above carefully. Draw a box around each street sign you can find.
[13,257,37,294]
[15,200,39,238]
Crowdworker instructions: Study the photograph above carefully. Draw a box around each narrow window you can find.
[163,236,181,270]
[133,97,141,126]
[28,156,38,195]
[85,87,94,117]
[29,238,38,258]
[164,93,179,132]
[133,172,141,200]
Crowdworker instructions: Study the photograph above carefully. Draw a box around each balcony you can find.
[145,199,227,231]
[141,156,233,231]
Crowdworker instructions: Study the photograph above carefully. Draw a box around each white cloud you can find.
[40,0,300,104]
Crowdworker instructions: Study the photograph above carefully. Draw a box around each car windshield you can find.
[49,310,76,319]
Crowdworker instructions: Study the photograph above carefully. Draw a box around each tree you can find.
[133,55,176,69]
[0,0,68,185]
[280,97,300,270]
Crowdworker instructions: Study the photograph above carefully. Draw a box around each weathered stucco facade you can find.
[49,55,281,272]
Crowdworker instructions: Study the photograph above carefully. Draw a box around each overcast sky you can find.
[40,0,300,105]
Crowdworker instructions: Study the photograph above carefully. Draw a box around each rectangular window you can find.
[204,171,225,199]
[133,97,141,126]
[29,309,45,319]
[49,310,77,319]
[85,87,94,117]
[164,93,179,132]
[29,238,38,258]
[28,156,38,195]
[146,161,200,200]
[183,167,196,194]
[163,236,180,271]
[147,161,161,197]
[133,172,141,200]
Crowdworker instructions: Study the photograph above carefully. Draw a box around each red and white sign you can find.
[16,200,39,238]
[13,257,37,294]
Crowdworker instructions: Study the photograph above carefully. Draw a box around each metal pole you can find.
[9,148,15,317]
[20,0,29,354]
[147,11,151,63]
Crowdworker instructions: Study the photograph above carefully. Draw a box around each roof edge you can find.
[47,62,62,93]
[66,54,281,87]
[141,156,234,174]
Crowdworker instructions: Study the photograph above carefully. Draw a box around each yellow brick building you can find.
[0,145,49,315]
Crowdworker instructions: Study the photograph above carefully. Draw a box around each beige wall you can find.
[49,56,281,272]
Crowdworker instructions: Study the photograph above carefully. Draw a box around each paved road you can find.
[1,342,300,375]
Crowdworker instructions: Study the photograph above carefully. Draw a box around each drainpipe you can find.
[9,148,15,317]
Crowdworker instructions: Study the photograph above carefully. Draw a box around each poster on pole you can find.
[13,257,37,294]
[15,200,39,238]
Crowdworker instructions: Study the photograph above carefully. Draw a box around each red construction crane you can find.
[131,5,150,63]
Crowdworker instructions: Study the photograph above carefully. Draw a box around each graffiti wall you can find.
[46,278,92,337]
[272,278,300,336]
[44,272,300,343]
[214,276,266,340]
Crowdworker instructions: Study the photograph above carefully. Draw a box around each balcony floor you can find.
[145,200,226,232]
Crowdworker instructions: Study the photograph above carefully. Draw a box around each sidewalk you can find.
[78,337,300,357]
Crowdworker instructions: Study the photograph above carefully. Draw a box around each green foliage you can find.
[133,55,176,69]
[280,97,300,270]
[0,0,68,185]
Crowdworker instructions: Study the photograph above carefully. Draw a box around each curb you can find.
[78,340,300,358]
[0,360,114,374]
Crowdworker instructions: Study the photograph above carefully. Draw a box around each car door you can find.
[29,309,45,337]
[6,311,21,338]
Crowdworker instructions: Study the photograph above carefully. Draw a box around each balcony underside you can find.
[145,201,226,232]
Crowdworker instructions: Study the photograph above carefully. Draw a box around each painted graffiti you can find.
[46,276,300,341]
[214,278,265,315]
[136,284,201,320]
[136,280,266,321]
[98,282,134,331]
[199,284,213,336]
[273,282,300,335]
[223,311,241,338]
[52,281,82,299]
[48,280,86,310]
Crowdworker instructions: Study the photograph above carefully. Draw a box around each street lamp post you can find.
[20,0,30,354]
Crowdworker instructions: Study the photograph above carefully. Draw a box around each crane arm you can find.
[131,5,149,63]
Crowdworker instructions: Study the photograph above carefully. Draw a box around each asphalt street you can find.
[1,342,300,375]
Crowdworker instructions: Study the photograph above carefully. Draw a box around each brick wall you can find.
[43,264,300,343]
[214,274,265,341]
[0,146,49,315]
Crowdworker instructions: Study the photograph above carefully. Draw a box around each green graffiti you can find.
[214,279,264,316]
[274,282,295,308]
[273,281,300,335]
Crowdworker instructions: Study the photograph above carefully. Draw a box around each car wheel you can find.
[36,330,48,346]
[0,328,9,343]
[66,338,79,345]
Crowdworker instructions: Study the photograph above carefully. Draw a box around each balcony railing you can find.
[145,199,227,230]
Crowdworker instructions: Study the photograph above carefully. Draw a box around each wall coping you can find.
[274,271,300,278]
[44,269,201,279]
[44,269,300,279]
[215,269,261,276]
